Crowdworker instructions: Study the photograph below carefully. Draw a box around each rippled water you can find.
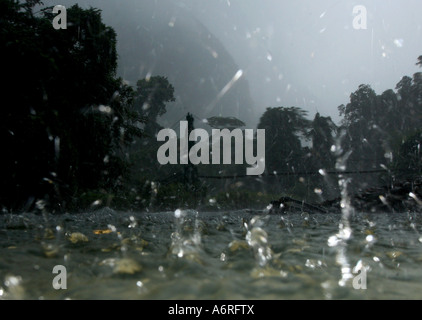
[1,208,422,300]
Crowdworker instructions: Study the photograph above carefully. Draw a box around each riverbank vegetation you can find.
[1,1,421,213]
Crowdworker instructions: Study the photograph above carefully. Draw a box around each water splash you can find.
[330,130,354,242]
[328,129,354,287]
[169,209,202,261]
[204,69,243,114]
[245,216,272,267]
[0,275,25,300]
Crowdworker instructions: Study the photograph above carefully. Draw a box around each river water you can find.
[1,208,422,300]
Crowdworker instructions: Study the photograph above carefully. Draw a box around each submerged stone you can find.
[66,232,89,244]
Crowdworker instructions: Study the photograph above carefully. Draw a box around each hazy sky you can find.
[181,0,422,123]
[45,0,422,124]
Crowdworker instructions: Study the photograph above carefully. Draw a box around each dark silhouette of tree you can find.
[257,107,310,192]
[392,130,422,180]
[305,113,338,199]
[307,113,337,170]
[396,75,413,115]
[392,60,422,135]
[337,56,422,190]
[339,84,377,127]
[127,76,176,205]
[258,107,309,172]
[206,116,245,129]
[388,58,422,180]
[416,55,422,68]
[184,113,199,186]
[1,1,143,211]
[338,85,384,166]
[393,75,422,135]
[134,76,175,136]
[337,84,391,191]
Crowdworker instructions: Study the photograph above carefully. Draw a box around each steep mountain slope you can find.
[64,0,257,127]
[122,3,256,127]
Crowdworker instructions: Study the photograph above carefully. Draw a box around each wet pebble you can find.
[66,232,89,244]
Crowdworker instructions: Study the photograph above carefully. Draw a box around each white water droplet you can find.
[319,169,327,176]
[393,38,404,48]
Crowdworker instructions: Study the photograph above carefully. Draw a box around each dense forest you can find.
[1,1,421,213]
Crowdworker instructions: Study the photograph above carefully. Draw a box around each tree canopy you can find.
[0,1,143,211]
[1,0,421,211]
[133,76,175,136]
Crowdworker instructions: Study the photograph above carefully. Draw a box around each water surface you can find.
[1,209,422,299]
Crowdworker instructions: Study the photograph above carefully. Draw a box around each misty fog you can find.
[3,0,422,301]
[42,0,422,126]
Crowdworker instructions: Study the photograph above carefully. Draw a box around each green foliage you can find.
[133,76,175,136]
[2,0,422,212]
[304,113,338,199]
[338,84,386,180]
[392,130,422,180]
[206,116,246,129]
[257,107,310,191]
[307,113,337,168]
[337,58,422,189]
[0,1,143,211]
[339,84,377,127]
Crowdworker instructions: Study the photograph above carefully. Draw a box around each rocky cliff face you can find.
[105,0,257,128]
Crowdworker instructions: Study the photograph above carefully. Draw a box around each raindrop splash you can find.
[169,209,202,261]
[328,129,354,287]
[245,216,272,267]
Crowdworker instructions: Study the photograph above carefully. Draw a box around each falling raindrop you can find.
[54,137,60,159]
[314,188,323,195]
[128,216,137,229]
[98,105,112,113]
[168,17,176,27]
[393,38,404,48]
[174,208,182,219]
